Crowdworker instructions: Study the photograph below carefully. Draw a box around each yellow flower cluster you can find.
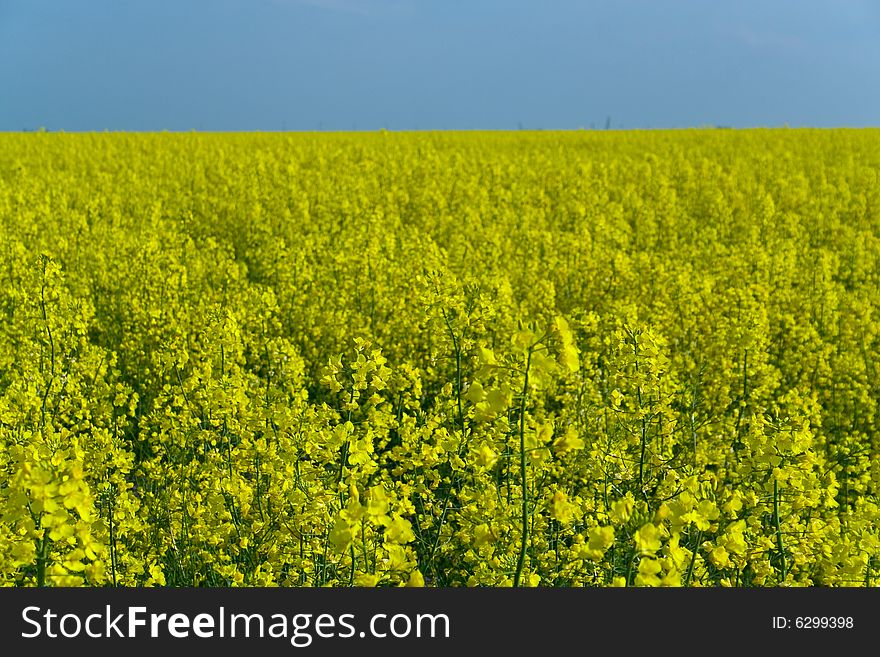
[0,129,878,587]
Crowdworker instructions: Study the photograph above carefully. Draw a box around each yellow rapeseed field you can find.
[1,129,879,587]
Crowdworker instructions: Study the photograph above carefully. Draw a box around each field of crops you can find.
[1,129,879,587]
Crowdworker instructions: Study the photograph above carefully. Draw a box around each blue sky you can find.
[1,0,878,131]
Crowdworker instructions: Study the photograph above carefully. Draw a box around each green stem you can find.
[439,307,465,437]
[36,535,49,587]
[685,529,702,587]
[513,349,532,587]
[774,478,786,582]
[109,494,118,587]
